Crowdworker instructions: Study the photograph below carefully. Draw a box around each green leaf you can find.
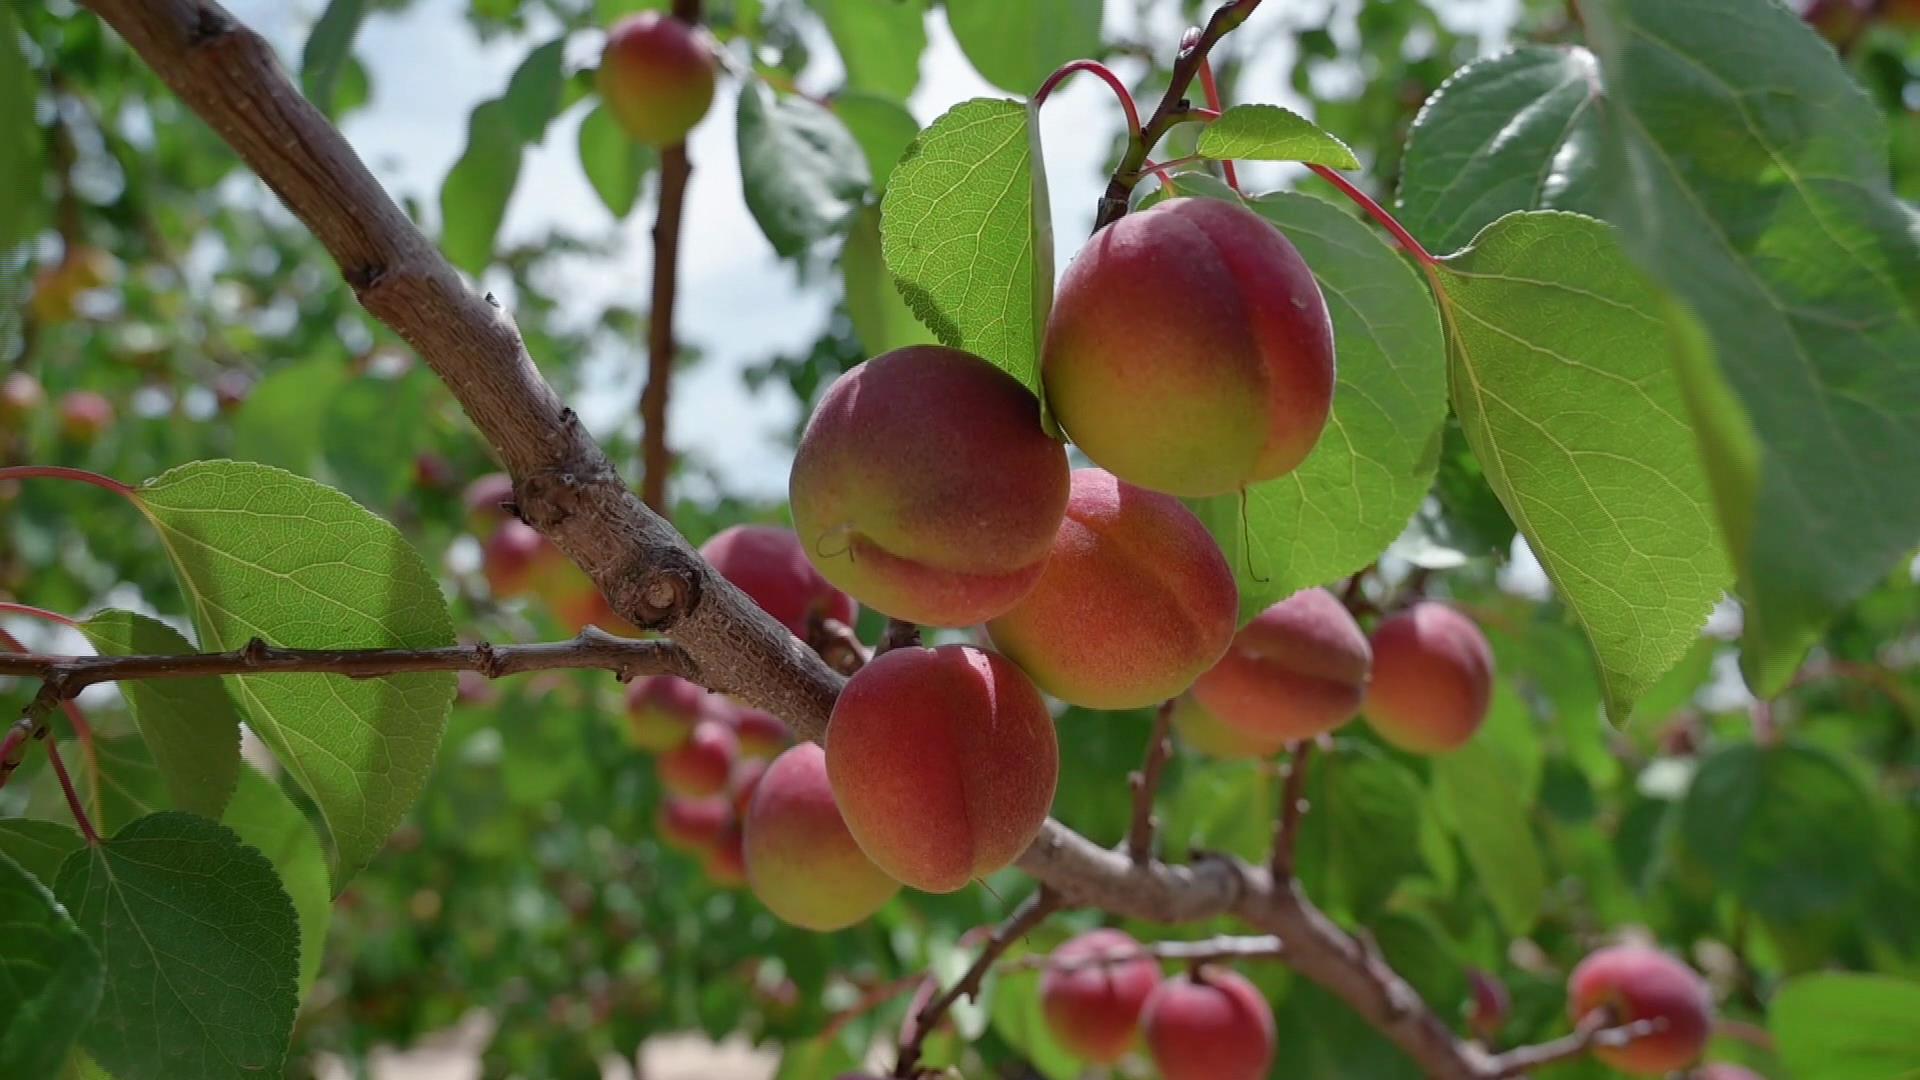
[1678,743,1877,922]
[299,0,367,117]
[231,356,351,474]
[0,2,43,249]
[1437,211,1730,721]
[321,367,434,507]
[0,853,102,1079]
[134,461,456,885]
[1183,185,1447,619]
[54,813,300,1080]
[440,39,566,273]
[0,820,85,884]
[222,768,331,1000]
[24,736,170,835]
[78,610,243,822]
[987,967,1083,1080]
[946,0,1103,97]
[1583,0,1920,694]
[843,204,937,356]
[1432,711,1547,936]
[1398,46,1605,254]
[1295,745,1430,918]
[1771,973,1920,1080]
[1160,759,1273,866]
[881,98,1054,396]
[578,104,657,219]
[834,91,920,191]
[810,0,925,99]
[771,1033,860,1080]
[737,78,871,257]
[1198,104,1360,170]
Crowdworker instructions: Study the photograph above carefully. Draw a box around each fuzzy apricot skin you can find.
[700,524,857,637]
[1043,196,1336,497]
[1168,695,1288,760]
[1362,601,1494,754]
[789,346,1069,626]
[657,718,737,796]
[825,645,1058,893]
[988,469,1237,709]
[1191,587,1371,742]
[597,13,716,147]
[743,743,900,931]
[1040,928,1162,1064]
[625,675,716,751]
[1567,946,1713,1076]
[1140,969,1276,1080]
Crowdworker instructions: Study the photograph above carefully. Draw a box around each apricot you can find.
[706,822,747,887]
[625,675,715,751]
[1140,968,1275,1080]
[57,391,114,443]
[1362,601,1494,754]
[657,718,737,797]
[728,758,768,817]
[1168,694,1287,760]
[1567,945,1712,1076]
[1040,928,1162,1064]
[482,519,565,599]
[987,469,1237,709]
[0,372,44,423]
[598,12,716,147]
[1043,197,1335,497]
[700,524,857,637]
[1190,588,1370,742]
[744,743,899,931]
[462,472,518,532]
[825,644,1057,892]
[789,346,1069,626]
[657,795,729,853]
[730,707,791,760]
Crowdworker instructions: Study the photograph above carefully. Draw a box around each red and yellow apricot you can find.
[987,469,1237,709]
[728,758,768,817]
[1141,968,1276,1080]
[1043,197,1336,497]
[744,743,900,931]
[1040,929,1162,1064]
[790,346,1069,626]
[706,822,748,888]
[1191,588,1370,742]
[826,645,1057,892]
[1168,694,1288,760]
[700,524,857,637]
[598,13,716,147]
[657,795,730,853]
[625,675,715,751]
[57,391,114,443]
[1,372,44,424]
[1362,601,1494,754]
[658,718,738,797]
[481,519,565,599]
[1567,945,1712,1075]
[462,472,518,532]
[730,707,792,760]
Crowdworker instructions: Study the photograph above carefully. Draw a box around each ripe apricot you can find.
[1141,968,1275,1080]
[701,523,857,638]
[730,707,791,760]
[744,743,899,931]
[988,469,1237,709]
[57,391,114,443]
[1043,197,1335,497]
[1168,694,1288,760]
[826,645,1057,892]
[790,346,1069,626]
[657,795,729,853]
[658,718,737,797]
[1567,945,1712,1075]
[598,13,716,147]
[1040,928,1161,1064]
[625,675,715,751]
[1191,587,1370,742]
[1362,601,1494,754]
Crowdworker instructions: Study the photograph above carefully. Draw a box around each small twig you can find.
[44,737,100,844]
[1307,164,1439,268]
[1093,0,1266,229]
[876,618,921,656]
[0,628,698,694]
[807,616,869,675]
[1033,59,1143,146]
[1196,55,1239,192]
[1002,933,1284,974]
[1270,740,1314,880]
[1484,1009,1666,1076]
[1338,563,1377,616]
[893,888,1063,1077]
[1126,700,1176,862]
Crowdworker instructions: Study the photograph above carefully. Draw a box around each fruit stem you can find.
[1196,55,1240,193]
[1307,164,1438,267]
[0,602,80,629]
[0,464,136,497]
[1033,59,1144,148]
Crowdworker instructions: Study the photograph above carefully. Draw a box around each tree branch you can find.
[893,888,1063,1077]
[1271,740,1313,880]
[1092,0,1264,229]
[1126,700,1175,861]
[641,140,692,515]
[1003,932,1284,973]
[1484,1009,1666,1077]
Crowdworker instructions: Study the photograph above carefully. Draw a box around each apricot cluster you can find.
[1035,930,1274,1079]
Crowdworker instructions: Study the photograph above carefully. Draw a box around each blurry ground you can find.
[312,1013,779,1080]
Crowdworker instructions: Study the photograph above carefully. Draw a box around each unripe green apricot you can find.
[598,13,717,147]
[1043,197,1336,497]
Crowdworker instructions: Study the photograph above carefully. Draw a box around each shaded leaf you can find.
[55,813,299,1080]
[737,78,871,257]
[440,39,566,273]
[1584,0,1920,693]
[1771,973,1920,1080]
[810,0,925,99]
[1432,696,1547,935]
[1199,104,1360,169]
[834,91,920,191]
[78,610,242,822]
[578,103,657,219]
[844,204,939,357]
[946,0,1103,97]
[0,852,101,1078]
[222,768,331,999]
[0,2,43,249]
[134,461,456,885]
[1437,211,1730,721]
[299,0,366,117]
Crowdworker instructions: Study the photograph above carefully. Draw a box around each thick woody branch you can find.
[0,628,695,694]
[75,5,1624,1078]
[894,888,1062,1077]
